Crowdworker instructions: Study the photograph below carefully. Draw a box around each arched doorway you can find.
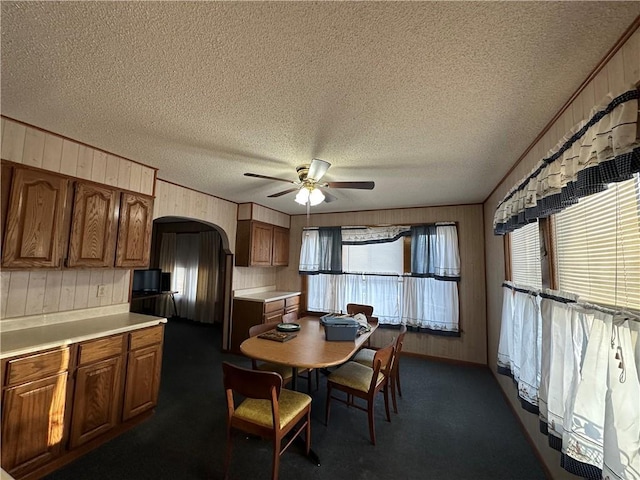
[134,216,233,349]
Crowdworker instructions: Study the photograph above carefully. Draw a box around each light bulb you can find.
[295,188,310,205]
[309,187,325,206]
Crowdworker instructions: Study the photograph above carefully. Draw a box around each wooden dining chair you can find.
[222,362,312,480]
[346,303,374,317]
[353,325,407,413]
[325,340,395,445]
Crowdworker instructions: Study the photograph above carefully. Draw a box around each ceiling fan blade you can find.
[307,158,331,182]
[326,181,375,190]
[323,190,338,203]
[267,188,299,198]
[244,173,296,184]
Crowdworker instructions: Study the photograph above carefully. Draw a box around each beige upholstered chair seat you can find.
[353,348,375,367]
[235,389,312,429]
[328,361,384,393]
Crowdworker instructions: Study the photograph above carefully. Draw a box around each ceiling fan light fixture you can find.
[309,187,325,206]
[295,187,310,205]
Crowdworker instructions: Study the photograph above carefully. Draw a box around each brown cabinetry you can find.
[2,167,69,268]
[122,325,163,421]
[0,163,154,270]
[0,324,164,479]
[69,335,125,448]
[115,193,154,268]
[1,348,70,477]
[272,226,290,266]
[67,182,120,268]
[230,295,300,352]
[235,220,290,267]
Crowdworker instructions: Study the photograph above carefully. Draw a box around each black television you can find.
[132,268,162,294]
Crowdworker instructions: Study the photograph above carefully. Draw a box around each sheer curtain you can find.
[195,231,221,324]
[301,224,460,334]
[497,283,640,479]
[174,233,199,320]
[156,233,176,317]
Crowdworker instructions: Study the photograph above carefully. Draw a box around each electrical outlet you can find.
[97,284,106,298]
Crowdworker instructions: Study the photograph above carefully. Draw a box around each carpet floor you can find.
[45,319,547,480]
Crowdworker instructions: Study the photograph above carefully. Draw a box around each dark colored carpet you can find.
[45,319,547,480]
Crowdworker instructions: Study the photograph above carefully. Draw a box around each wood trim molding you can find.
[483,15,640,205]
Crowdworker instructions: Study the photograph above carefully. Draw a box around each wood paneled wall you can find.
[153,180,236,252]
[0,117,157,320]
[237,202,290,228]
[278,204,487,365]
[482,26,639,480]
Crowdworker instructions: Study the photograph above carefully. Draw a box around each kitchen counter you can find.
[0,312,167,359]
[233,291,301,303]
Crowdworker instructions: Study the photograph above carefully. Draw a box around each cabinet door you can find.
[122,344,162,421]
[271,226,289,266]
[114,193,153,268]
[69,356,123,448]
[1,373,68,476]
[67,182,120,268]
[2,168,68,268]
[250,222,273,266]
[1,164,13,244]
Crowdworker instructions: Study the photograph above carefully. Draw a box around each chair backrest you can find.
[391,325,407,372]
[369,341,395,389]
[282,312,298,323]
[346,303,374,317]
[222,361,283,401]
[249,321,280,338]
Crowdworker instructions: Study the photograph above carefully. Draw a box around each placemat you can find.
[258,330,298,343]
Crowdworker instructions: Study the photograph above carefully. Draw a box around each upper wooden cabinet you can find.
[115,193,154,268]
[1,164,155,270]
[67,182,120,268]
[2,167,68,268]
[272,226,290,266]
[235,220,289,267]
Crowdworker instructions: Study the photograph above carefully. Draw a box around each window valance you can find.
[494,86,640,235]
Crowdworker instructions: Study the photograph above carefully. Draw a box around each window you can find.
[553,173,640,310]
[302,224,461,334]
[509,221,542,289]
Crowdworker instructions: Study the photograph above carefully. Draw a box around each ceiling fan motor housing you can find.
[296,164,310,182]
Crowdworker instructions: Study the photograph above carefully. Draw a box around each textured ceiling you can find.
[1,2,639,215]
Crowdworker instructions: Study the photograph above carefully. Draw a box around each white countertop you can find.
[0,312,167,359]
[233,291,300,303]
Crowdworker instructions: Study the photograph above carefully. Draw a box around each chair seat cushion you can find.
[256,362,293,381]
[328,361,384,393]
[352,348,375,367]
[235,389,311,429]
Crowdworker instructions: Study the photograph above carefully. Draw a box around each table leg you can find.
[291,366,298,391]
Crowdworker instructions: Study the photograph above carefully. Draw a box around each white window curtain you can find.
[303,224,460,334]
[498,284,640,479]
[494,86,640,235]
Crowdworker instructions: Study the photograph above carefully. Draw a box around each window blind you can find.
[509,221,542,289]
[554,173,640,310]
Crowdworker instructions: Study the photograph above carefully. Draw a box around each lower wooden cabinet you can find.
[230,296,299,352]
[0,324,165,480]
[69,334,125,449]
[1,373,68,476]
[1,347,70,476]
[123,327,163,421]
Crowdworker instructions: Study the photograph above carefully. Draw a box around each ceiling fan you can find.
[244,158,375,206]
